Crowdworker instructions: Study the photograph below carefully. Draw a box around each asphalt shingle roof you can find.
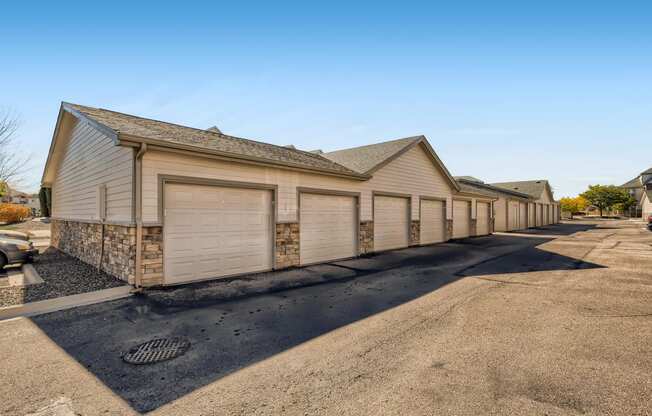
[65,103,365,178]
[490,180,549,199]
[457,182,498,198]
[456,178,531,199]
[621,176,642,188]
[323,136,422,175]
[455,176,484,184]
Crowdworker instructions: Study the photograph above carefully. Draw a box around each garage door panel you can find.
[374,195,409,251]
[166,238,195,258]
[300,193,357,265]
[536,204,542,226]
[164,183,273,285]
[528,203,535,227]
[171,190,193,204]
[507,201,519,231]
[420,199,445,244]
[453,200,471,239]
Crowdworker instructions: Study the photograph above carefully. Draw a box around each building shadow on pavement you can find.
[456,244,604,277]
[31,224,603,413]
[505,223,600,236]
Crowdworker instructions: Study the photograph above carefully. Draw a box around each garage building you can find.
[42,103,470,287]
[455,177,531,232]
[490,180,560,226]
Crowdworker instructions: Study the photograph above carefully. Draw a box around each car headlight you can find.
[16,243,32,251]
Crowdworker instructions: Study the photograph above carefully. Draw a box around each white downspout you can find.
[134,143,147,289]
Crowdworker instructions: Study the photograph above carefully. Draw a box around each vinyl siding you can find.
[52,120,133,222]
[537,186,553,204]
[141,143,454,224]
[365,144,454,220]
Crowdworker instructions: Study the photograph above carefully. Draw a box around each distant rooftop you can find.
[454,176,484,184]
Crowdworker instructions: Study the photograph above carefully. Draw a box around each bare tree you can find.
[0,109,27,194]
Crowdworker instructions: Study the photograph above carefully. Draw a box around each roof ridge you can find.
[326,135,422,155]
[491,179,547,184]
[66,102,356,171]
[458,178,531,198]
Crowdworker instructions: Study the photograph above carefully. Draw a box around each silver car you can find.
[0,236,37,269]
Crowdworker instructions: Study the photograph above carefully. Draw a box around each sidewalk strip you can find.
[0,285,133,321]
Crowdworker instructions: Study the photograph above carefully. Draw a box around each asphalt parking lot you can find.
[2,219,651,415]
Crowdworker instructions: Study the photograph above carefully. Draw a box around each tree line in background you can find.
[0,108,51,218]
[0,109,26,196]
[561,185,637,218]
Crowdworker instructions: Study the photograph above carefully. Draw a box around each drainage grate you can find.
[123,337,191,365]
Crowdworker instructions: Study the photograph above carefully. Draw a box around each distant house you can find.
[0,186,40,216]
[622,167,652,219]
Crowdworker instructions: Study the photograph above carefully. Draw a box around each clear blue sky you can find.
[2,1,651,197]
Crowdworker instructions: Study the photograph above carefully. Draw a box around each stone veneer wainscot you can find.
[359,221,374,254]
[275,222,300,269]
[410,220,420,246]
[52,219,163,286]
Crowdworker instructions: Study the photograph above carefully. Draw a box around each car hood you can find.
[0,237,31,246]
[0,231,29,241]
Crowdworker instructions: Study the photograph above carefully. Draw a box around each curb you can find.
[0,285,133,321]
[21,264,45,285]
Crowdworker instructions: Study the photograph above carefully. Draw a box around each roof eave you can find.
[41,102,121,187]
[455,191,498,201]
[543,182,555,202]
[40,104,66,187]
[418,138,461,192]
[458,179,531,200]
[119,134,371,181]
[61,102,120,144]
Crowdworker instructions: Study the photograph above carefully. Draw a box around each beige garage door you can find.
[420,199,445,244]
[477,202,490,236]
[374,195,409,251]
[536,204,543,226]
[543,205,549,225]
[508,201,519,231]
[164,183,273,285]
[493,199,507,232]
[453,200,471,239]
[519,202,527,229]
[528,203,536,227]
[300,193,357,265]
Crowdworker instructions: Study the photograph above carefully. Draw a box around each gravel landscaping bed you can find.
[0,248,126,308]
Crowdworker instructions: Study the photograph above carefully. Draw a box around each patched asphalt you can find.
[2,219,651,415]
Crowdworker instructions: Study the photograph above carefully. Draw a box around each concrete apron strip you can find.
[0,285,133,321]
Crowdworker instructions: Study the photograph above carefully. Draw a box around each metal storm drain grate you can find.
[123,337,191,365]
